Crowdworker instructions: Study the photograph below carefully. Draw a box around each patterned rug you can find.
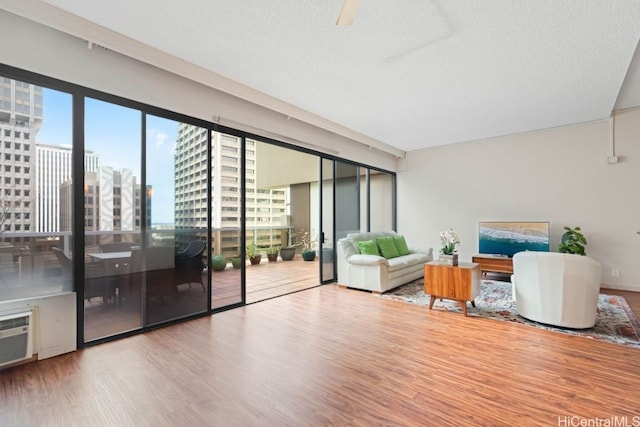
[381,279,640,349]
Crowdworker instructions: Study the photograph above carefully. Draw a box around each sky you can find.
[38,88,179,224]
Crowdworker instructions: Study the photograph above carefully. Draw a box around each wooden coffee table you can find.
[424,261,481,316]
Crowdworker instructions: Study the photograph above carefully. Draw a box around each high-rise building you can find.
[174,125,287,256]
[35,143,99,232]
[0,78,42,234]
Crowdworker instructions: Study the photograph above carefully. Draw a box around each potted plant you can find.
[439,228,460,265]
[266,245,280,262]
[558,226,587,255]
[280,230,301,261]
[300,232,317,261]
[231,255,243,269]
[246,243,262,265]
[211,254,227,271]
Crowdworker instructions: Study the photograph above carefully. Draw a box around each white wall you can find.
[0,10,396,172]
[397,108,640,290]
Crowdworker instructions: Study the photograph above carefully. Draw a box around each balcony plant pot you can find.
[302,250,316,261]
[231,256,243,269]
[266,246,279,262]
[211,255,227,271]
[280,247,296,261]
[249,255,262,265]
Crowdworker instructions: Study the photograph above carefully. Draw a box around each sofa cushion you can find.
[338,238,358,258]
[376,236,400,259]
[347,254,389,266]
[346,231,398,243]
[357,239,380,256]
[386,252,431,272]
[393,235,410,256]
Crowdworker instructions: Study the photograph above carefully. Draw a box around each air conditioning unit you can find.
[0,311,34,368]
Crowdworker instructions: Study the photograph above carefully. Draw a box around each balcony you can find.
[0,228,321,339]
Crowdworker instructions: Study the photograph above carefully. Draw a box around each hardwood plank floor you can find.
[1,284,640,426]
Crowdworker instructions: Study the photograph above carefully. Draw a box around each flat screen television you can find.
[478,221,550,257]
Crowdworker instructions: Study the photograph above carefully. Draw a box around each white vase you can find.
[439,254,459,266]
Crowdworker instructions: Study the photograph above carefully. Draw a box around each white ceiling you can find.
[4,0,640,153]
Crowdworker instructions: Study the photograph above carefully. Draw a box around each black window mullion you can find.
[73,93,85,349]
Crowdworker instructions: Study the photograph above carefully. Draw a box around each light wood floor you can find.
[2,284,639,426]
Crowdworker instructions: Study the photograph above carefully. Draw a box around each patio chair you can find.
[175,240,206,291]
[128,245,178,301]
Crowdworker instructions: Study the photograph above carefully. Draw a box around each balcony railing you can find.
[0,224,294,301]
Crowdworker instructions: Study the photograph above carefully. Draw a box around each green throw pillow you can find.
[357,239,380,256]
[393,235,410,256]
[376,236,400,259]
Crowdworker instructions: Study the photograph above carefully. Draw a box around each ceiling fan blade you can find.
[336,0,361,26]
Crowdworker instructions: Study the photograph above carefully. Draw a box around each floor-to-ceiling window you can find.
[335,161,361,240]
[320,158,335,283]
[0,77,73,302]
[83,102,211,341]
[146,117,208,325]
[83,98,142,341]
[210,130,243,308]
[244,140,320,303]
[0,64,397,348]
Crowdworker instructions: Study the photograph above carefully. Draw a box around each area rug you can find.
[381,279,640,349]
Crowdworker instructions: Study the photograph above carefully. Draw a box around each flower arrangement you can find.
[299,232,317,254]
[439,228,460,255]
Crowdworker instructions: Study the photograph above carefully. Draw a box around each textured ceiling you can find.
[8,0,640,152]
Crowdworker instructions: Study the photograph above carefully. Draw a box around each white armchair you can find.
[511,251,602,329]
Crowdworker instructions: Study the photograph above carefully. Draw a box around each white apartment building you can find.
[174,125,287,256]
[0,78,41,234]
[35,143,99,232]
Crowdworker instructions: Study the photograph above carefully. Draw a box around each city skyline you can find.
[3,79,289,238]
[38,87,179,224]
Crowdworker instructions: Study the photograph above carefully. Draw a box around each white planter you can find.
[439,254,459,266]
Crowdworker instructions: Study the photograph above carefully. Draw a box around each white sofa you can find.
[337,231,433,293]
[511,251,602,329]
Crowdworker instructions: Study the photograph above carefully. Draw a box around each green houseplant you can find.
[266,245,280,262]
[558,226,587,255]
[300,232,317,261]
[231,255,243,269]
[211,254,227,271]
[246,243,262,265]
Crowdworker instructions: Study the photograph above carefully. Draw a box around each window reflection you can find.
[0,78,73,301]
[83,98,142,341]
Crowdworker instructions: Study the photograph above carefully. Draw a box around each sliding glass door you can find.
[369,170,395,232]
[83,98,142,341]
[320,158,335,283]
[145,117,208,325]
[83,102,210,341]
[335,161,361,240]
[210,130,243,308]
[243,140,320,303]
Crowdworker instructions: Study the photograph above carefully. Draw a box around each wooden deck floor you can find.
[2,283,640,426]
[212,256,320,307]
